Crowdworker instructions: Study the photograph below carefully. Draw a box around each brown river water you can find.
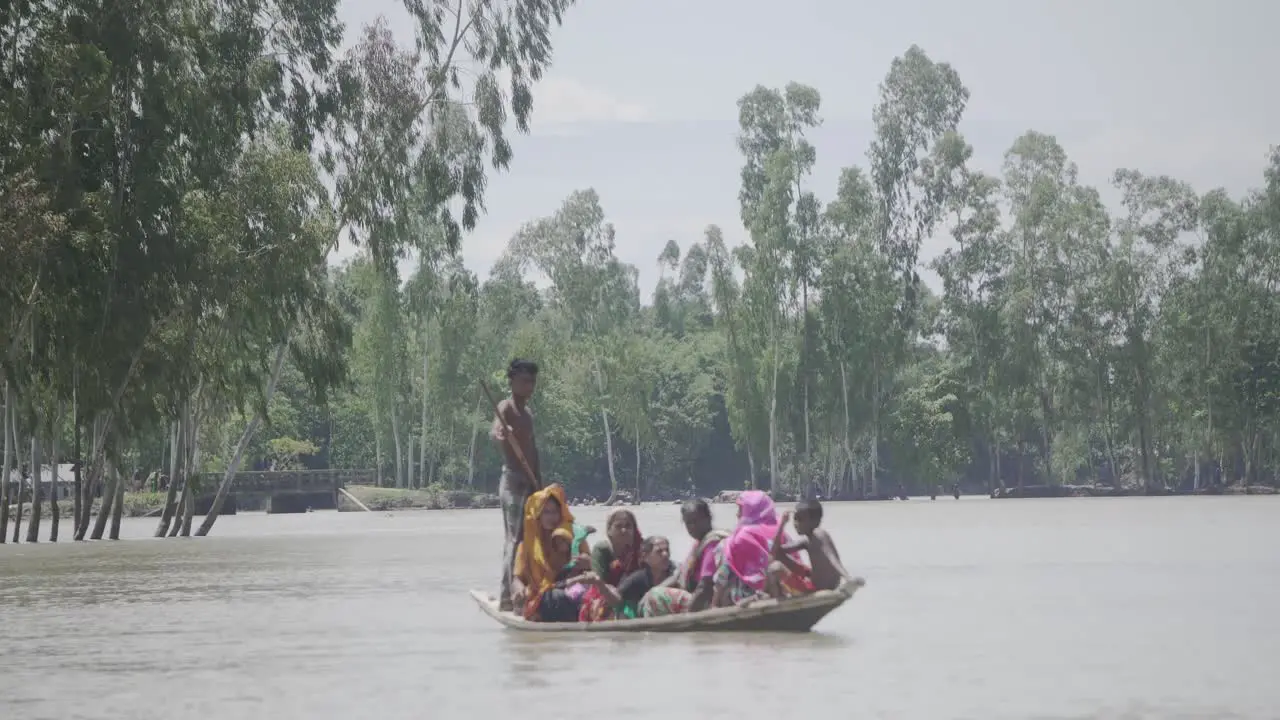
[1,496,1277,720]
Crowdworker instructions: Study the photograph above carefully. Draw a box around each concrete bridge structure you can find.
[195,469,378,514]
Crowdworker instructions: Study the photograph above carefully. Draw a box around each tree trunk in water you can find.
[600,405,618,503]
[591,353,619,503]
[870,364,881,497]
[374,419,384,487]
[1038,386,1054,483]
[80,344,144,539]
[0,383,11,543]
[185,413,203,533]
[1192,449,1200,491]
[800,283,812,464]
[196,342,288,537]
[1242,435,1254,490]
[169,408,199,536]
[420,331,429,490]
[995,438,1004,492]
[109,464,124,540]
[155,418,182,536]
[48,404,61,542]
[11,411,24,542]
[767,345,780,491]
[802,382,811,466]
[840,363,853,496]
[407,435,415,489]
[26,424,41,542]
[179,485,195,536]
[445,417,456,485]
[72,383,82,538]
[91,463,119,540]
[1016,444,1025,491]
[168,476,189,537]
[179,413,199,536]
[466,396,480,486]
[75,416,101,541]
[390,406,405,489]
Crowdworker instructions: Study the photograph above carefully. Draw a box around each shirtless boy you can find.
[772,498,852,592]
[492,358,542,611]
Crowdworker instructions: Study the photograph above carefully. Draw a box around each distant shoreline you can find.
[9,483,1272,521]
[707,485,1278,504]
[986,484,1276,499]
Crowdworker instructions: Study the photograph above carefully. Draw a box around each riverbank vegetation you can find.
[308,61,1280,503]
[0,0,577,542]
[3,2,1278,545]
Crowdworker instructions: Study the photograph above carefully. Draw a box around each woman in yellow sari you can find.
[510,484,588,622]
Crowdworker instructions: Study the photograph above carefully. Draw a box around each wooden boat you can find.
[469,577,864,633]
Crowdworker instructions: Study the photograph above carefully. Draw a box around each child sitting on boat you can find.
[772,498,854,593]
[550,525,592,604]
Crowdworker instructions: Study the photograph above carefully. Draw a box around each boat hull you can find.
[469,578,863,633]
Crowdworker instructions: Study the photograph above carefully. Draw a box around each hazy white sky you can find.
[332,0,1279,297]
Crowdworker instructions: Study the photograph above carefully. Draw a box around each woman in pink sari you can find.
[710,491,814,607]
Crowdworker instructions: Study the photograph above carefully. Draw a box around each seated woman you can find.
[630,536,696,618]
[573,535,695,619]
[510,484,588,622]
[711,490,814,608]
[577,509,643,621]
[662,498,728,611]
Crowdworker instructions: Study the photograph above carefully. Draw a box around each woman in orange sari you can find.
[510,484,587,622]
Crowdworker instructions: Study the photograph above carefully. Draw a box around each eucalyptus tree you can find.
[705,225,763,486]
[859,46,970,495]
[999,132,1094,485]
[1106,169,1199,490]
[0,386,10,541]
[505,190,640,500]
[0,0,349,543]
[327,2,576,486]
[463,260,544,484]
[192,130,348,536]
[405,255,480,485]
[735,83,822,490]
[931,168,1008,491]
[818,166,900,496]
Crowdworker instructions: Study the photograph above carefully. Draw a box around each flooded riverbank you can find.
[2,496,1278,719]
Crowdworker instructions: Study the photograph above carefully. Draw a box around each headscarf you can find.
[513,483,574,620]
[724,491,805,591]
[602,509,643,583]
[738,490,777,526]
[549,527,574,568]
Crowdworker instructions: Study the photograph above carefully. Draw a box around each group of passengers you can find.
[505,486,854,623]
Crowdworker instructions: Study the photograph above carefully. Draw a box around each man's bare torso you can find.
[495,397,539,485]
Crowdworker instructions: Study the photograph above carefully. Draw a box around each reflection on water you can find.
[1,496,1278,719]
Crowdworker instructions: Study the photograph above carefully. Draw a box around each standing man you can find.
[492,358,542,612]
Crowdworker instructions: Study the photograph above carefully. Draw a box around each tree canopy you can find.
[3,15,1277,547]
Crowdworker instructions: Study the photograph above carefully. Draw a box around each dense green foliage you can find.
[0,0,576,540]
[2,1,1277,549]
[314,55,1280,501]
[306,52,1280,502]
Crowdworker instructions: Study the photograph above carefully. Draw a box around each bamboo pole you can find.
[337,486,372,512]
